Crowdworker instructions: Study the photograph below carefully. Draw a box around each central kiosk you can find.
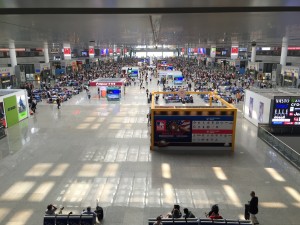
[150,91,237,151]
[89,78,125,100]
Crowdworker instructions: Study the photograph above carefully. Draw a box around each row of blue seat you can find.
[44,215,94,225]
[148,218,252,225]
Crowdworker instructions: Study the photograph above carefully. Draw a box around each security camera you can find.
[251,41,256,47]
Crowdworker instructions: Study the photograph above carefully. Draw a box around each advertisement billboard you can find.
[16,93,28,121]
[210,47,216,58]
[154,115,234,147]
[4,96,18,127]
[271,96,300,125]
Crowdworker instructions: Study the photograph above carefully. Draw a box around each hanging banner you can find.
[210,47,216,58]
[231,47,239,59]
[89,47,95,58]
[64,47,71,60]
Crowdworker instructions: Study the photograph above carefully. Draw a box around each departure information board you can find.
[271,96,300,125]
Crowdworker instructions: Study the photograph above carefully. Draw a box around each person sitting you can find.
[81,206,96,224]
[183,208,196,218]
[153,216,163,225]
[168,204,182,218]
[45,204,57,215]
[207,204,223,220]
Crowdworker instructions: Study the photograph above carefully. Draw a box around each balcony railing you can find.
[258,124,300,170]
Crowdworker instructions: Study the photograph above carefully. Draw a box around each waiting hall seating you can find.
[44,214,94,225]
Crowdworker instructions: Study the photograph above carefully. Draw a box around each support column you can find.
[44,42,49,63]
[280,36,288,66]
[251,46,256,63]
[9,40,17,68]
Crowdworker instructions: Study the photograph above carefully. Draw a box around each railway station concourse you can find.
[0,1,300,225]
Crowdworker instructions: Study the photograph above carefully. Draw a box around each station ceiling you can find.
[0,0,300,48]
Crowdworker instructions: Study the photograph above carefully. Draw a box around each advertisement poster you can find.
[17,94,28,121]
[4,96,18,127]
[155,118,191,143]
[249,97,254,118]
[258,102,264,123]
[154,115,234,147]
[0,102,6,127]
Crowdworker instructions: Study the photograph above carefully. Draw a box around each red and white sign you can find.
[89,82,124,87]
[64,48,71,55]
[89,48,95,55]
[109,48,113,54]
[231,47,238,54]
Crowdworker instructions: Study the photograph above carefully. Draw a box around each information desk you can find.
[150,91,237,151]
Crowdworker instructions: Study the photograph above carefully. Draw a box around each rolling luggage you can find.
[244,203,250,220]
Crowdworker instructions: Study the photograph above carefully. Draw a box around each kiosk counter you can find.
[150,91,237,152]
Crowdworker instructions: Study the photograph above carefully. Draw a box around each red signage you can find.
[109,48,113,54]
[181,48,185,53]
[117,48,121,54]
[89,48,95,55]
[288,47,300,50]
[124,48,127,53]
[89,81,124,86]
[231,47,238,54]
[64,48,71,55]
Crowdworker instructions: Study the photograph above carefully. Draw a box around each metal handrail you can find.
[258,124,300,169]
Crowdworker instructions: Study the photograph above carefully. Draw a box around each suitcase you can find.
[244,204,250,220]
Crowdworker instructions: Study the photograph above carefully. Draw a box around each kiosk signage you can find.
[4,96,18,127]
[16,93,28,121]
[95,82,123,86]
[154,115,234,147]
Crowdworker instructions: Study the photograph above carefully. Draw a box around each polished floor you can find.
[0,79,300,225]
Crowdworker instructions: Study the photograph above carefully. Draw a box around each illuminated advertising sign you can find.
[198,48,206,54]
[210,47,216,58]
[64,47,71,59]
[272,96,300,125]
[101,49,108,55]
[63,48,71,55]
[231,47,238,54]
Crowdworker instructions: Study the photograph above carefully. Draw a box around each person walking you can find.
[249,191,259,225]
[57,98,61,109]
[87,89,91,100]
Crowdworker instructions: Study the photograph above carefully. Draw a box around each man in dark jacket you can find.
[249,191,259,225]
[183,208,196,219]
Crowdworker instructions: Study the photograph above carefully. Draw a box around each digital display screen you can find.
[167,66,173,70]
[81,51,88,57]
[174,77,183,84]
[101,49,108,55]
[198,48,206,54]
[107,89,120,99]
[271,96,300,125]
[129,70,138,77]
